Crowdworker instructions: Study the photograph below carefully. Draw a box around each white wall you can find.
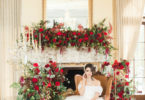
[21,0,42,26]
[93,0,113,25]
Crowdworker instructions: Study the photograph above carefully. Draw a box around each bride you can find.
[65,63,104,100]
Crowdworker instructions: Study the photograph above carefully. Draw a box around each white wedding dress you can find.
[65,83,104,100]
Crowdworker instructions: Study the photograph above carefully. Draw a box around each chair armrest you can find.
[105,77,113,100]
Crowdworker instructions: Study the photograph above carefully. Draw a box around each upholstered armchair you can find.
[74,72,113,100]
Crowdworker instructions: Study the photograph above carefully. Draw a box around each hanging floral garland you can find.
[23,19,114,55]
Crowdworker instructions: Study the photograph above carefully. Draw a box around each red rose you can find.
[62,33,66,36]
[125,82,129,86]
[51,62,57,67]
[120,65,124,69]
[60,69,63,73]
[77,32,81,36]
[125,75,129,78]
[78,39,83,43]
[34,35,38,38]
[72,32,76,35]
[112,86,114,89]
[57,32,62,36]
[71,43,75,46]
[104,32,108,35]
[55,68,59,72]
[84,37,88,41]
[45,64,49,68]
[34,85,39,91]
[32,78,38,83]
[66,38,69,41]
[39,28,43,32]
[49,60,53,63]
[47,83,51,88]
[20,76,24,86]
[35,68,40,74]
[116,71,120,75]
[84,34,88,37]
[90,32,94,35]
[118,92,123,98]
[55,82,60,86]
[42,82,45,86]
[45,36,49,40]
[125,62,129,66]
[97,33,102,38]
[53,39,56,43]
[41,33,43,37]
[59,40,62,44]
[99,39,103,43]
[33,63,39,67]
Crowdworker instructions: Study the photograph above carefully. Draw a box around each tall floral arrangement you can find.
[11,60,66,100]
[101,60,135,100]
[24,19,114,55]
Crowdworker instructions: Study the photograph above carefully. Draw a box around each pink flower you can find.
[24,26,29,31]
[78,24,83,30]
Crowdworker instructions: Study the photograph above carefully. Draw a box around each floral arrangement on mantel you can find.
[11,60,66,100]
[22,19,114,55]
[101,60,135,100]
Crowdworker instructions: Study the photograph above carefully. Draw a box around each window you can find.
[46,0,88,29]
[130,19,145,94]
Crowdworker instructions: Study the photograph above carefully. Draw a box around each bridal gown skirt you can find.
[65,85,104,100]
[65,95,104,100]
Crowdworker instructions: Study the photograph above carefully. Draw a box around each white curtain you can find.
[0,0,21,99]
[116,0,145,60]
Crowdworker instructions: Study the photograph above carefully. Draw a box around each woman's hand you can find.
[82,73,87,81]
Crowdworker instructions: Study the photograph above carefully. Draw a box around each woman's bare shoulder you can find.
[93,78,101,86]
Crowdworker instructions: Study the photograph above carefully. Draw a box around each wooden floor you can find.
[131,95,145,100]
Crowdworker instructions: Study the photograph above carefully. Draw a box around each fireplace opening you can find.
[63,67,84,90]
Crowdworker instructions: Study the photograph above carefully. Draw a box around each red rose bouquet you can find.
[101,60,135,99]
[11,60,66,100]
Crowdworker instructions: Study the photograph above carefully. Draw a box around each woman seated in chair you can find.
[65,63,103,100]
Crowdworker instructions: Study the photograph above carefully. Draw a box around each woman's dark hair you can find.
[85,63,96,75]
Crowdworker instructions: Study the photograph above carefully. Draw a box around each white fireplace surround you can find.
[10,43,108,66]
